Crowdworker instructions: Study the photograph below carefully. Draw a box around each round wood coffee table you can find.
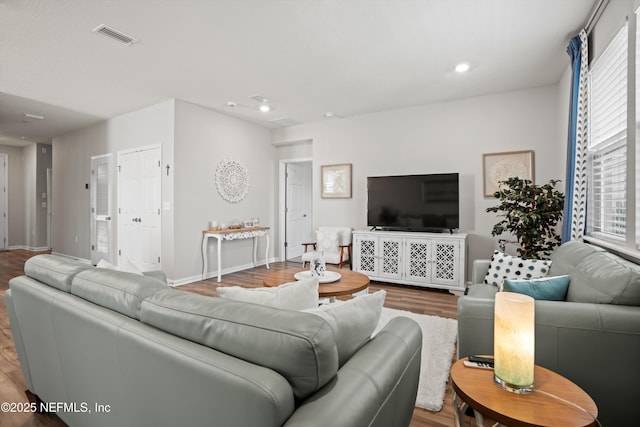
[263,268,370,298]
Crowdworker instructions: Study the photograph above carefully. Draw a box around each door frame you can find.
[90,153,114,265]
[0,153,7,250]
[278,157,313,261]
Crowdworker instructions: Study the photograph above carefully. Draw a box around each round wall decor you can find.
[215,157,249,203]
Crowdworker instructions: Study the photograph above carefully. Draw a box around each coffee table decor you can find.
[294,270,341,283]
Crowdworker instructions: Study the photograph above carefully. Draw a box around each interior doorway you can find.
[117,145,162,271]
[0,154,7,250]
[90,154,113,265]
[280,159,313,261]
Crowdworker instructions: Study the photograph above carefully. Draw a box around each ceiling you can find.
[0,0,596,147]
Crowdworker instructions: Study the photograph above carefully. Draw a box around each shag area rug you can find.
[373,307,458,412]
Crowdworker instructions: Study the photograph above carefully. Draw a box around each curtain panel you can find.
[562,30,589,243]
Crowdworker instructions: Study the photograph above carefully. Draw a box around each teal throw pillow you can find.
[503,275,570,301]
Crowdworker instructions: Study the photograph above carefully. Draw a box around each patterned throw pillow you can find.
[483,251,552,288]
[316,230,339,252]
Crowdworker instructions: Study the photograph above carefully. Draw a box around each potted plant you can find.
[486,177,565,259]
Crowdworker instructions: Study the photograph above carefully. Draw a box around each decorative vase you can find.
[311,259,326,277]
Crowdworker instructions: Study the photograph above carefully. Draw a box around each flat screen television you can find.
[367,173,459,232]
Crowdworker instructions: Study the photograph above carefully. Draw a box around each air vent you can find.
[92,24,138,46]
[249,94,269,103]
[268,117,301,127]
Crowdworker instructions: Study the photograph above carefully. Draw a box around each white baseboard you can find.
[8,245,51,252]
[170,257,278,287]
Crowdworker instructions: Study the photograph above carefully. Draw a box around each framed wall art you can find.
[321,163,352,198]
[483,150,534,197]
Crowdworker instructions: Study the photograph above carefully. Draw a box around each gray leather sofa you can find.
[457,240,640,427]
[6,254,422,427]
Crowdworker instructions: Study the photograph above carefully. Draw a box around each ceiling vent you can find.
[92,24,138,46]
[268,117,301,127]
[249,94,269,103]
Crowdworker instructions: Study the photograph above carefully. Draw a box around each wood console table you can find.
[201,226,270,282]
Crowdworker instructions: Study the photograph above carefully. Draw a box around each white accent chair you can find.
[301,226,352,269]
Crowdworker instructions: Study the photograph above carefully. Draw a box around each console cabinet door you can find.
[378,237,403,280]
[431,239,461,286]
[405,238,432,283]
[353,235,378,276]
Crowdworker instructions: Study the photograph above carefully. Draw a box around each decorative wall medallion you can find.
[215,157,249,203]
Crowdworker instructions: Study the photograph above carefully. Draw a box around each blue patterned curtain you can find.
[562,30,588,243]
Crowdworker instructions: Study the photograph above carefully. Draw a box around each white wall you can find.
[52,100,175,266]
[173,100,276,282]
[272,85,568,272]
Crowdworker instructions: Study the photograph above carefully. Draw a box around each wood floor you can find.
[0,250,479,427]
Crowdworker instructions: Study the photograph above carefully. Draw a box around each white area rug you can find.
[373,307,458,412]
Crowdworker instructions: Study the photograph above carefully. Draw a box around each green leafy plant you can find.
[486,177,565,259]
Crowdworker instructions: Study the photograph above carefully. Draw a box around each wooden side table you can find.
[450,358,598,427]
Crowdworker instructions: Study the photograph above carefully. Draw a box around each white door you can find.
[118,147,161,271]
[91,154,113,264]
[0,154,7,250]
[285,162,312,259]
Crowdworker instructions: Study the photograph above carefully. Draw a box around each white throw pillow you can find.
[96,259,117,270]
[216,277,319,310]
[304,290,386,366]
[483,251,552,288]
[316,230,339,252]
[120,257,144,275]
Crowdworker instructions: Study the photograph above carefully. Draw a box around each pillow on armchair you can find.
[316,230,340,252]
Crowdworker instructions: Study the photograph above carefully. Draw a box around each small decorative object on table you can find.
[311,259,326,277]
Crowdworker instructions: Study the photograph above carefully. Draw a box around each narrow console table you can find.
[201,226,270,282]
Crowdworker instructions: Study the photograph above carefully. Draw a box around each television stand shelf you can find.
[352,230,467,295]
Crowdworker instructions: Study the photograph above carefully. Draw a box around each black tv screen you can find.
[367,173,459,231]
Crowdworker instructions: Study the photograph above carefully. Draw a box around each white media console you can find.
[352,230,467,295]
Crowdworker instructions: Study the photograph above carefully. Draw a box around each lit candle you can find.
[494,292,535,393]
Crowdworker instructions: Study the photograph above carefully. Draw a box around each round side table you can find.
[450,358,598,427]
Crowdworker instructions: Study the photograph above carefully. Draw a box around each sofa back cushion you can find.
[24,254,91,292]
[567,251,640,305]
[71,268,169,319]
[551,241,640,305]
[140,289,339,400]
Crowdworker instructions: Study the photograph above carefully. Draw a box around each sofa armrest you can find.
[471,259,491,284]
[284,317,422,427]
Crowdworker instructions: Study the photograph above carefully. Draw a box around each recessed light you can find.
[259,105,271,113]
[226,101,237,108]
[455,63,470,73]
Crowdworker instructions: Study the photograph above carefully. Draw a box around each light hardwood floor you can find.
[0,250,479,427]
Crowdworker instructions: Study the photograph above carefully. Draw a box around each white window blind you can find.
[588,24,628,239]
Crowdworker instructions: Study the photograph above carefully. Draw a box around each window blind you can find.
[588,24,628,239]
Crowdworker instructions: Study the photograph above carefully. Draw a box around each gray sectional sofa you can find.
[6,254,422,427]
[457,240,640,427]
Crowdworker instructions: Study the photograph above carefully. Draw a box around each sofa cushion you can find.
[24,254,91,292]
[483,251,552,287]
[503,275,570,301]
[303,290,386,367]
[549,240,605,276]
[71,268,169,319]
[567,251,640,305]
[216,277,319,310]
[140,289,339,400]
